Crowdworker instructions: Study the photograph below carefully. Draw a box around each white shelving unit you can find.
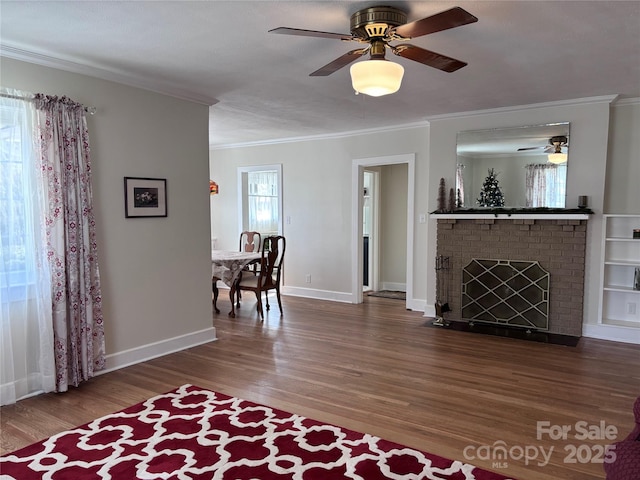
[600,215,640,328]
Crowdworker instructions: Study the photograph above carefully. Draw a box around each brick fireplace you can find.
[435,217,588,336]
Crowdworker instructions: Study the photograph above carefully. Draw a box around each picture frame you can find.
[124,177,167,218]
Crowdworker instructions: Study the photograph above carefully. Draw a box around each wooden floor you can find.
[2,294,639,479]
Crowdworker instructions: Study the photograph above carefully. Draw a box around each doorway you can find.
[351,154,415,309]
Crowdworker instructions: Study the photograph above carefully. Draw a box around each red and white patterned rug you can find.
[0,384,515,479]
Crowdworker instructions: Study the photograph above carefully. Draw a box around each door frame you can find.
[351,153,415,307]
[363,169,380,292]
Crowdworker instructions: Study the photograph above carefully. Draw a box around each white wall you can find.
[605,100,640,214]
[1,58,215,371]
[379,163,408,290]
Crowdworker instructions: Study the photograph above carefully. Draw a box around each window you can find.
[1,89,56,406]
[238,165,282,236]
[0,97,38,301]
[525,163,567,208]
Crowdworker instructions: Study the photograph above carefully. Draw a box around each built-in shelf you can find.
[599,214,640,330]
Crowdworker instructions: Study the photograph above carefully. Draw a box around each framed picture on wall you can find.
[124,177,167,218]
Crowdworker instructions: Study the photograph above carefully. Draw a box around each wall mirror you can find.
[456,122,570,209]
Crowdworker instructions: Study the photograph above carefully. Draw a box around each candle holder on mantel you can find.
[578,195,588,209]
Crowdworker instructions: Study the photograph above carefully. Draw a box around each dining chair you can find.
[235,231,262,304]
[237,235,286,319]
[239,231,261,254]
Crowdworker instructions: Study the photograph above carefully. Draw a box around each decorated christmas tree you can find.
[476,168,505,207]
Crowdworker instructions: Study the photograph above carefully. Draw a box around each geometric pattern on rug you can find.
[0,384,515,479]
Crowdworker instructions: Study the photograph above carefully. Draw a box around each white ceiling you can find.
[1,1,639,148]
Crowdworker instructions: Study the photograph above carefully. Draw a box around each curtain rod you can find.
[0,92,97,115]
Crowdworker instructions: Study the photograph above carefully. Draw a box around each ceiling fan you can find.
[518,135,569,154]
[269,5,478,82]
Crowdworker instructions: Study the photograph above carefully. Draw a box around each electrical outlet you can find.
[305,274,311,283]
[627,302,637,315]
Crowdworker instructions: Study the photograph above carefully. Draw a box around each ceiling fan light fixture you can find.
[548,152,567,164]
[548,137,568,164]
[350,59,404,97]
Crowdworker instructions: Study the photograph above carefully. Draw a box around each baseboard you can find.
[281,286,353,303]
[100,327,218,374]
[422,303,436,318]
[582,324,640,344]
[380,282,406,292]
[282,286,428,315]
[216,283,353,304]
[221,283,427,313]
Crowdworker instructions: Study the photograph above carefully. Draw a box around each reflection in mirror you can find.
[456,122,570,209]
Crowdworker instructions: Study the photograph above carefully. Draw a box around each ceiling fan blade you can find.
[268,27,353,41]
[310,48,368,76]
[517,147,542,151]
[393,7,478,39]
[392,44,467,72]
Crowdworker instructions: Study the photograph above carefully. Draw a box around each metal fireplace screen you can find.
[462,259,549,331]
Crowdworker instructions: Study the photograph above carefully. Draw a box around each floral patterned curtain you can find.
[525,163,566,208]
[456,164,465,207]
[526,164,546,207]
[34,94,105,392]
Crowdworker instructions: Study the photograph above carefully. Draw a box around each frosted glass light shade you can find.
[548,153,567,164]
[350,60,404,97]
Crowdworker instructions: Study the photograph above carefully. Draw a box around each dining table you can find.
[211,249,262,317]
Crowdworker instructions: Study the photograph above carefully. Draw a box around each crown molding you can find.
[1,44,218,106]
[425,95,620,122]
[613,96,640,107]
[211,120,428,150]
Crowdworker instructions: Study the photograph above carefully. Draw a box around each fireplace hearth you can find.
[423,318,580,346]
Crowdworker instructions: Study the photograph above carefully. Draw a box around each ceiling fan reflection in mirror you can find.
[518,135,569,164]
[269,5,478,96]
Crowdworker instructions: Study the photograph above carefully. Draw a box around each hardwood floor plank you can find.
[1,294,638,480]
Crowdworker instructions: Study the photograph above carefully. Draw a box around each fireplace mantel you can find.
[431,208,592,221]
[431,213,590,220]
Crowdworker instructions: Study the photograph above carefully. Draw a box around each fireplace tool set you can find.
[434,255,451,326]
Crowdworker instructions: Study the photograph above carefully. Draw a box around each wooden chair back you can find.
[239,231,261,253]
[258,235,285,288]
